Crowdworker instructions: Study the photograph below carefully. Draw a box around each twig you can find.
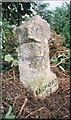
[3,77,14,83]
[25,107,45,118]
[3,68,13,74]
[61,88,70,93]
[13,95,20,108]
[53,59,63,67]
[2,101,9,107]
[51,57,69,68]
[58,101,68,111]
[13,67,16,83]
[17,98,28,118]
[51,49,70,58]
[63,115,69,118]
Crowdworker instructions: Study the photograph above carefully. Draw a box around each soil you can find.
[2,66,70,119]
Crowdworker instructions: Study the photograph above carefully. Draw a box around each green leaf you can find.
[5,106,12,117]
[4,105,15,120]
[0,51,2,56]
[16,48,19,52]
[4,115,15,120]
[5,54,14,62]
[11,59,18,67]
[51,57,58,65]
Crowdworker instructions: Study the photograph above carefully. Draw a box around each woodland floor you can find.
[2,66,70,119]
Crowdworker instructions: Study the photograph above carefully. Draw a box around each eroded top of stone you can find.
[17,15,51,44]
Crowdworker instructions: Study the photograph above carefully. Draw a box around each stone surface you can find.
[17,15,58,98]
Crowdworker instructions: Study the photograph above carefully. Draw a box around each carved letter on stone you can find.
[17,15,58,98]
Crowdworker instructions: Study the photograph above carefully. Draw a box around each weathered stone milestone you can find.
[17,15,58,98]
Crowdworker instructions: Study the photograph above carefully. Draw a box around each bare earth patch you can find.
[2,67,70,119]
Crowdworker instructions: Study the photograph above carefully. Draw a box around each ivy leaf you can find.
[11,59,18,67]
[51,57,58,65]
[5,54,14,62]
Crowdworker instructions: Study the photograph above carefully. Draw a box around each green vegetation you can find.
[2,2,70,71]
[3,105,15,119]
[31,2,70,48]
[1,2,70,118]
[2,20,18,71]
